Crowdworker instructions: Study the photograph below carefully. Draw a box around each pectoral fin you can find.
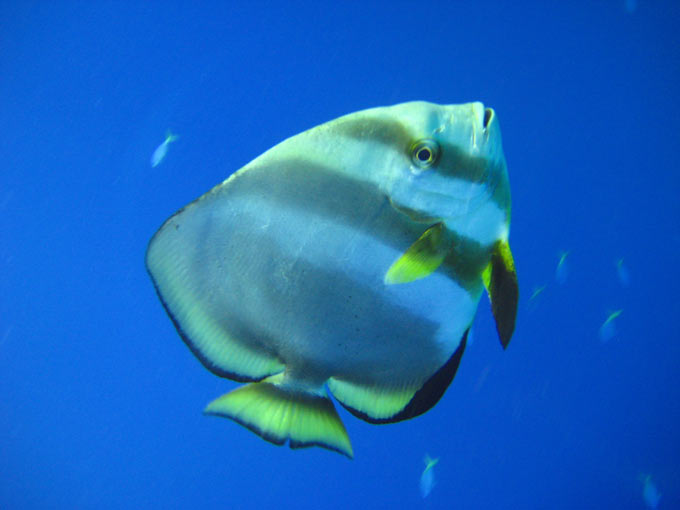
[482,239,518,349]
[384,223,448,285]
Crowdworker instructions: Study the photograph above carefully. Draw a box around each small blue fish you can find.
[151,131,179,167]
[529,285,546,301]
[599,310,622,342]
[555,251,569,284]
[526,284,546,312]
[419,454,439,498]
[616,258,630,287]
[640,474,661,509]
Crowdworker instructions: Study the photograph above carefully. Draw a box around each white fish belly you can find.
[189,189,480,386]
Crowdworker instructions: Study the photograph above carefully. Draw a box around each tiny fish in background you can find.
[555,251,569,284]
[526,284,546,312]
[419,455,439,498]
[640,474,661,509]
[529,285,546,301]
[615,258,630,287]
[599,309,622,342]
[151,131,179,167]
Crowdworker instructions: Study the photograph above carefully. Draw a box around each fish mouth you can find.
[472,102,494,131]
[483,107,494,130]
[468,102,496,152]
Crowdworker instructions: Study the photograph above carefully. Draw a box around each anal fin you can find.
[329,331,468,423]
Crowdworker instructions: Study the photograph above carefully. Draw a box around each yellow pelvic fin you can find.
[482,239,518,349]
[384,223,448,285]
[204,374,353,458]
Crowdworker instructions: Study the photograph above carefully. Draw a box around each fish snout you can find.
[483,107,494,131]
[467,102,497,153]
[472,102,495,132]
[473,104,503,159]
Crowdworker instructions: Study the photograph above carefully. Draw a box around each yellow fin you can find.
[384,223,448,285]
[204,374,353,458]
[483,239,518,349]
[328,378,420,422]
[329,330,468,423]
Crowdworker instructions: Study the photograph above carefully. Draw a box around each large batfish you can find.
[146,101,518,458]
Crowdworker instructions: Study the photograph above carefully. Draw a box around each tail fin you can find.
[165,130,180,143]
[205,374,353,458]
[424,454,439,470]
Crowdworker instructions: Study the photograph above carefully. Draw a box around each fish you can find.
[419,454,439,498]
[526,284,546,312]
[145,101,518,458]
[599,309,623,342]
[640,474,661,509]
[151,130,179,167]
[616,258,630,287]
[555,251,569,284]
[529,285,546,301]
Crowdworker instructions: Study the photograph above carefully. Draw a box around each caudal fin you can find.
[204,373,353,458]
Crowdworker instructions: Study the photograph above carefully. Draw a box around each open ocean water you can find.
[1,2,678,508]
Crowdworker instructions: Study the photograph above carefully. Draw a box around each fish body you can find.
[599,309,622,342]
[146,101,518,457]
[616,258,630,287]
[151,131,179,167]
[527,284,546,312]
[529,285,546,301]
[420,455,439,498]
[555,251,569,284]
[641,474,661,509]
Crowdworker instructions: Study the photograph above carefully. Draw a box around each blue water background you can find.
[1,2,678,508]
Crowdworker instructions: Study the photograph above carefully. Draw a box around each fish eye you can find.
[410,140,439,169]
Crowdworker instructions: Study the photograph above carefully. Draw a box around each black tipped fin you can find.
[482,240,518,349]
[330,331,468,424]
[204,373,353,458]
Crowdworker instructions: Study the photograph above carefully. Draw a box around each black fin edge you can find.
[145,257,278,383]
[489,247,518,349]
[336,330,468,424]
[205,383,353,459]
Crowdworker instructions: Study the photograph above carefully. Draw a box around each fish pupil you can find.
[411,139,439,168]
[417,148,432,162]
